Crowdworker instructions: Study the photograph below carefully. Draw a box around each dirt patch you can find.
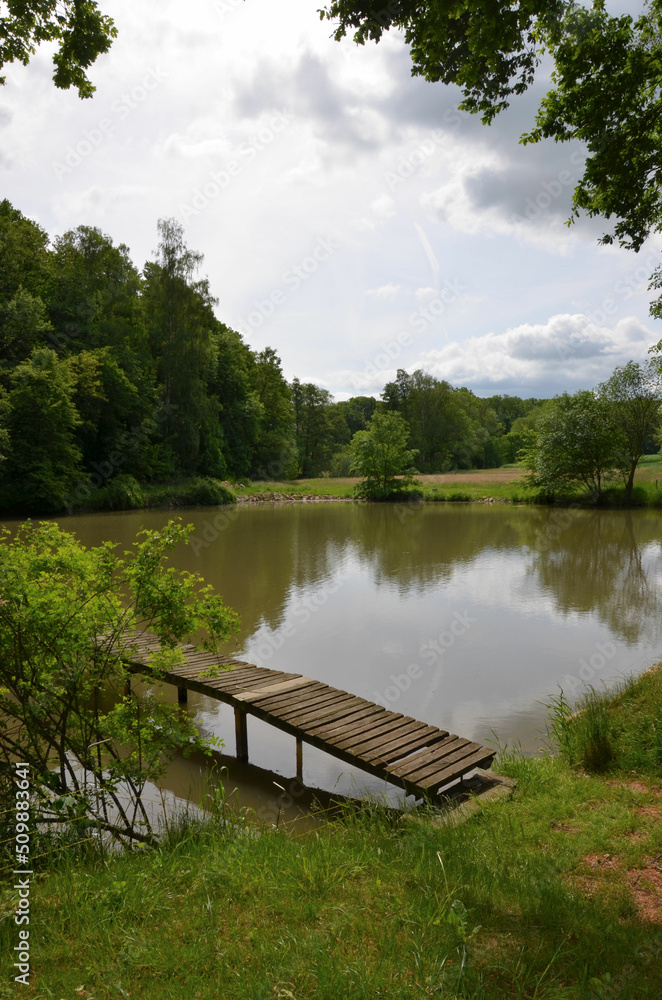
[606,780,662,796]
[551,822,581,834]
[625,831,649,841]
[627,858,662,923]
[570,875,600,895]
[582,853,620,870]
[635,805,662,819]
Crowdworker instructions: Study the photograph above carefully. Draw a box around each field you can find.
[233,457,662,506]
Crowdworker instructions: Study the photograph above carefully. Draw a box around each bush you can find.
[148,478,236,508]
[354,482,423,502]
[330,446,353,477]
[88,474,145,511]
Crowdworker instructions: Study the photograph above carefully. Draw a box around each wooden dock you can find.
[120,633,495,801]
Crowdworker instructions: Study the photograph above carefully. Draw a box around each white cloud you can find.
[2,0,661,402]
[365,283,401,299]
[417,314,656,394]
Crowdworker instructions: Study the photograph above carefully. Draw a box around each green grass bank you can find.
[3,668,662,999]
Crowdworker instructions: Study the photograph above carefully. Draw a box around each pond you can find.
[35,500,662,814]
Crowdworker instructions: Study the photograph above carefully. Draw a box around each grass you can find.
[235,457,662,507]
[56,454,662,514]
[550,667,662,777]
[4,668,662,998]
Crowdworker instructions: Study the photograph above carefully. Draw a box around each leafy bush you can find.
[330,445,353,477]
[354,482,423,502]
[147,478,236,508]
[101,474,146,510]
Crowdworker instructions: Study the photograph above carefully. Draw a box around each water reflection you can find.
[23,501,662,794]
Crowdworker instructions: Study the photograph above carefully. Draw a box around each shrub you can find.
[88,474,145,510]
[149,478,236,508]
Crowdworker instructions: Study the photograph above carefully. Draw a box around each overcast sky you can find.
[1,0,658,399]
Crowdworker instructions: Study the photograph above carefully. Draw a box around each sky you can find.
[1,0,659,400]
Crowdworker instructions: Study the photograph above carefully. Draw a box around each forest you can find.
[0,201,543,512]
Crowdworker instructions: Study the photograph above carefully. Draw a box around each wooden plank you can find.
[169,662,223,679]
[257,680,331,708]
[395,741,482,785]
[277,692,360,728]
[386,736,466,778]
[339,723,431,760]
[208,668,282,690]
[331,715,419,753]
[234,676,315,703]
[417,747,496,791]
[306,704,387,739]
[324,715,411,752]
[283,698,373,733]
[364,726,449,765]
[238,679,326,709]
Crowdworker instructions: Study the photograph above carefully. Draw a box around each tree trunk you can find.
[625,461,636,504]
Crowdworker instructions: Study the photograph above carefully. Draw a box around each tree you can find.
[3,347,82,510]
[143,219,224,477]
[524,390,624,501]
[0,286,53,374]
[0,1,116,96]
[291,378,335,477]
[598,360,662,503]
[0,519,239,845]
[350,409,419,498]
[249,347,296,479]
[324,2,662,266]
[323,1,567,122]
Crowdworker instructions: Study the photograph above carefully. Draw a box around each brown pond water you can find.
[16,501,662,821]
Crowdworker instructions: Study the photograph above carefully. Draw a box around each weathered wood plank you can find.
[118,629,495,801]
[331,715,419,753]
[305,704,386,738]
[241,680,328,711]
[364,726,449,765]
[393,741,482,785]
[277,692,360,728]
[234,676,316,703]
[387,737,469,779]
[416,747,496,791]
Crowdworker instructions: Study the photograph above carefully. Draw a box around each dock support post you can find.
[235,708,248,762]
[296,738,303,782]
[178,684,188,704]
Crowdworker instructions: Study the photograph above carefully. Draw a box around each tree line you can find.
[0,201,542,512]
